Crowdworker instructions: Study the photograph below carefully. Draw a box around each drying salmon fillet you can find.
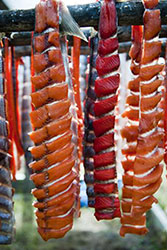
[93,115,115,137]
[32,171,76,200]
[93,95,117,116]
[120,226,148,237]
[140,93,162,111]
[133,165,163,186]
[99,0,116,39]
[128,77,140,92]
[133,149,164,174]
[93,133,114,153]
[141,41,162,64]
[120,24,145,236]
[34,184,76,209]
[35,195,75,218]
[140,64,164,81]
[30,99,70,129]
[37,210,74,229]
[34,32,60,53]
[98,37,119,57]
[30,143,74,172]
[96,54,120,77]
[30,130,72,159]
[31,157,75,186]
[144,9,161,40]
[29,114,72,145]
[31,83,68,108]
[29,0,80,240]
[95,74,120,97]
[38,223,73,241]
[94,168,116,181]
[88,0,121,221]
[143,0,158,8]
[129,26,143,62]
[141,79,162,95]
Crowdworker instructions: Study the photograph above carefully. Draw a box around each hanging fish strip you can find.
[0,48,15,245]
[29,0,79,241]
[21,61,33,169]
[83,33,99,208]
[92,0,121,220]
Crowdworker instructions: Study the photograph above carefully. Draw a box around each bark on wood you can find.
[0,1,167,32]
[9,25,167,47]
[11,42,166,58]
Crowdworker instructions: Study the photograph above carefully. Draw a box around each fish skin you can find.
[0,167,11,185]
[0,138,10,154]
[0,210,11,220]
[83,145,95,158]
[0,221,13,233]
[0,235,12,245]
[84,159,94,171]
[84,173,94,184]
[0,185,12,198]
[0,196,13,212]
[0,97,7,119]
[0,120,8,137]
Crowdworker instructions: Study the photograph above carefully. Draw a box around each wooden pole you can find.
[9,26,167,46]
[0,1,167,32]
[12,41,166,58]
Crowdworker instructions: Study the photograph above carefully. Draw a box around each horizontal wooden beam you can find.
[0,1,167,32]
[12,41,166,58]
[9,25,167,47]
[10,28,91,46]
